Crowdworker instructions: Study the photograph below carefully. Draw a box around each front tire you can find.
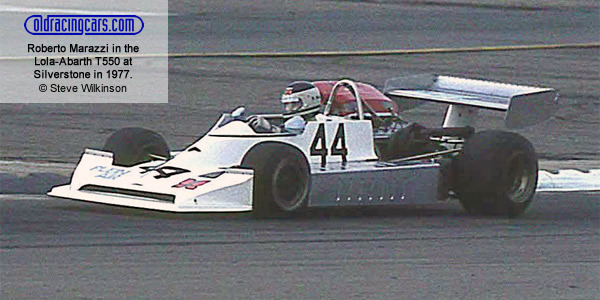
[103,127,170,167]
[241,143,310,217]
[455,130,538,217]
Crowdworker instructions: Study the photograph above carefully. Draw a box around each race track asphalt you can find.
[0,0,598,162]
[0,1,598,299]
[1,193,598,299]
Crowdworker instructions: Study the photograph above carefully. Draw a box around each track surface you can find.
[0,0,598,162]
[1,193,598,299]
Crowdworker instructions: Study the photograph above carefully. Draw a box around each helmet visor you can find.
[283,101,302,113]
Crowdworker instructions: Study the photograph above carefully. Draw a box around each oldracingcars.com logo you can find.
[24,15,144,35]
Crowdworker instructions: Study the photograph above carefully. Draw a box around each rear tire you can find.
[455,130,537,217]
[103,127,170,167]
[241,143,310,217]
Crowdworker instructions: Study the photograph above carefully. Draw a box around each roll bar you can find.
[323,79,365,120]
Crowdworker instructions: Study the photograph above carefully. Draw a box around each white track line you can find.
[537,169,600,192]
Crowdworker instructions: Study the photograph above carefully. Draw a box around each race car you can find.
[48,75,559,217]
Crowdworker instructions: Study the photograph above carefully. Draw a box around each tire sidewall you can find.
[242,143,311,216]
[455,130,538,216]
[270,153,310,211]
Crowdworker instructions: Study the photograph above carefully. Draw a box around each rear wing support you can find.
[384,74,559,128]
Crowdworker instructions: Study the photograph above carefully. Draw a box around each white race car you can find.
[48,75,559,217]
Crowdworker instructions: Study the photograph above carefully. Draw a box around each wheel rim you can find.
[272,158,308,211]
[505,152,533,203]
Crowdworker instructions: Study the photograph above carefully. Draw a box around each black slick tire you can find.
[103,127,170,167]
[455,130,538,217]
[241,143,310,217]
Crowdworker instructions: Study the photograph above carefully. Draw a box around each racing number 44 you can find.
[310,123,348,167]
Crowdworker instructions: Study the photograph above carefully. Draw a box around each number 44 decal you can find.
[310,123,348,167]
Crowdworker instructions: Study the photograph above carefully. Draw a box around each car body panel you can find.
[48,114,404,212]
[313,81,400,116]
[309,161,440,207]
[48,148,254,212]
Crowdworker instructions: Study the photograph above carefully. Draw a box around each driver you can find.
[280,81,322,118]
[248,81,322,133]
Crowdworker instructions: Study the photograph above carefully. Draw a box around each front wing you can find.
[48,149,254,212]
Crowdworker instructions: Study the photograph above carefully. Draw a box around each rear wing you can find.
[383,74,559,128]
